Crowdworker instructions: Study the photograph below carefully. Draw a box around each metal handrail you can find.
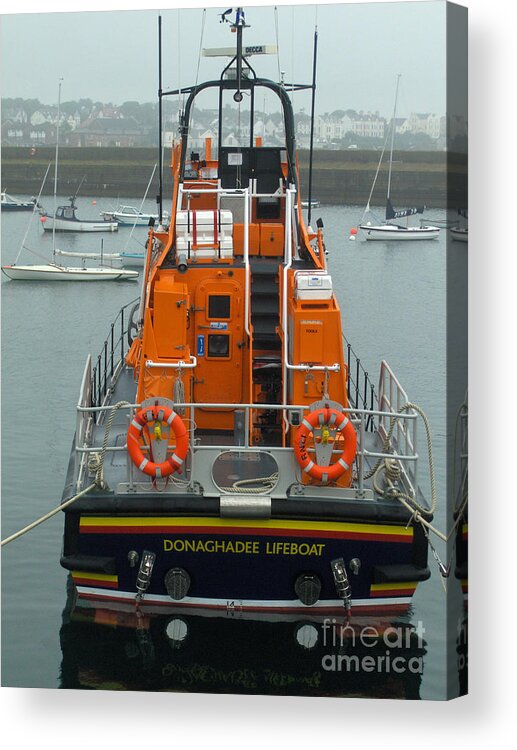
[90,297,138,410]
[74,395,420,497]
[343,334,377,432]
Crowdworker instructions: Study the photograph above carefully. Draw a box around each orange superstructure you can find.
[125,115,353,481]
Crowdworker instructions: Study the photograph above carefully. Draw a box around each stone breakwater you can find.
[1,147,466,208]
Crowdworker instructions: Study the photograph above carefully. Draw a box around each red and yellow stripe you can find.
[79,516,414,544]
[370,581,418,598]
[71,570,119,589]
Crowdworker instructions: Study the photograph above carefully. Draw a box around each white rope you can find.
[2,400,134,547]
[359,126,391,223]
[1,483,97,547]
[123,165,157,253]
[375,402,436,516]
[14,163,51,265]
[89,401,131,489]
[364,401,470,550]
[219,474,279,494]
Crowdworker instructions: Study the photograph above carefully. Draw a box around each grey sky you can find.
[1,2,447,118]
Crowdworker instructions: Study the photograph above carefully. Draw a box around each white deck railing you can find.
[73,373,420,500]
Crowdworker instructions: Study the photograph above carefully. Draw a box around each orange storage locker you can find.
[233,223,260,256]
[259,223,284,257]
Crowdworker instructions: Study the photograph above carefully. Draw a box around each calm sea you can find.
[1,196,466,698]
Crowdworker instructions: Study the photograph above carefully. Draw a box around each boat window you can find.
[253,88,285,147]
[207,334,230,358]
[212,451,279,495]
[208,295,231,319]
[186,87,220,161]
[63,208,75,220]
[221,88,251,148]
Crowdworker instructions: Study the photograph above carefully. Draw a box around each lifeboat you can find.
[60,8,433,617]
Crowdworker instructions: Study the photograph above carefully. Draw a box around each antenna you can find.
[70,174,86,206]
[158,15,163,224]
[232,7,248,103]
[307,25,318,225]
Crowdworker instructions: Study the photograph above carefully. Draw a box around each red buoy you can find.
[350,227,358,235]
[40,215,47,223]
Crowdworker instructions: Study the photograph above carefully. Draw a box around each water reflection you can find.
[60,581,427,698]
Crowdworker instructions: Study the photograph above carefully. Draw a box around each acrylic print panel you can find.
[1,0,467,701]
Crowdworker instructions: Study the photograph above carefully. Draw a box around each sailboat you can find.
[359,75,440,241]
[1,81,138,283]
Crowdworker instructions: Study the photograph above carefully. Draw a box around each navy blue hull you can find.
[61,500,430,613]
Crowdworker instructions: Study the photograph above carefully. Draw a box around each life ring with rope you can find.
[294,407,357,483]
[127,403,188,478]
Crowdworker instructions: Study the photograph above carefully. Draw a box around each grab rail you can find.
[90,297,138,411]
[73,394,420,498]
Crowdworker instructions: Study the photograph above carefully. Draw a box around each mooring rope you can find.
[1,401,130,547]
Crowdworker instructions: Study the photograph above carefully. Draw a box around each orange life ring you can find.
[294,407,357,483]
[127,404,189,478]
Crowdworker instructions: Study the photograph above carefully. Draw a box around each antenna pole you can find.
[234,8,245,102]
[307,25,318,225]
[52,78,63,264]
[158,15,163,224]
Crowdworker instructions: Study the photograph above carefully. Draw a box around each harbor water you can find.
[1,197,466,698]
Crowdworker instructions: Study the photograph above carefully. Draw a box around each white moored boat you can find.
[358,75,439,242]
[41,196,118,232]
[361,223,440,241]
[55,249,146,267]
[100,204,169,226]
[1,264,138,281]
[1,191,38,211]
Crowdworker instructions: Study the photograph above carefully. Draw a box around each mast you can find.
[233,7,246,102]
[307,25,318,225]
[386,73,401,204]
[158,15,163,224]
[52,78,63,263]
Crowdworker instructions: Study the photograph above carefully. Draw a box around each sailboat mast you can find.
[386,73,401,202]
[52,79,63,263]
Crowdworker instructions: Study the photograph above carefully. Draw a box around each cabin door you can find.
[193,279,244,428]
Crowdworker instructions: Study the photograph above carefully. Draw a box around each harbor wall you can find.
[1,147,466,208]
